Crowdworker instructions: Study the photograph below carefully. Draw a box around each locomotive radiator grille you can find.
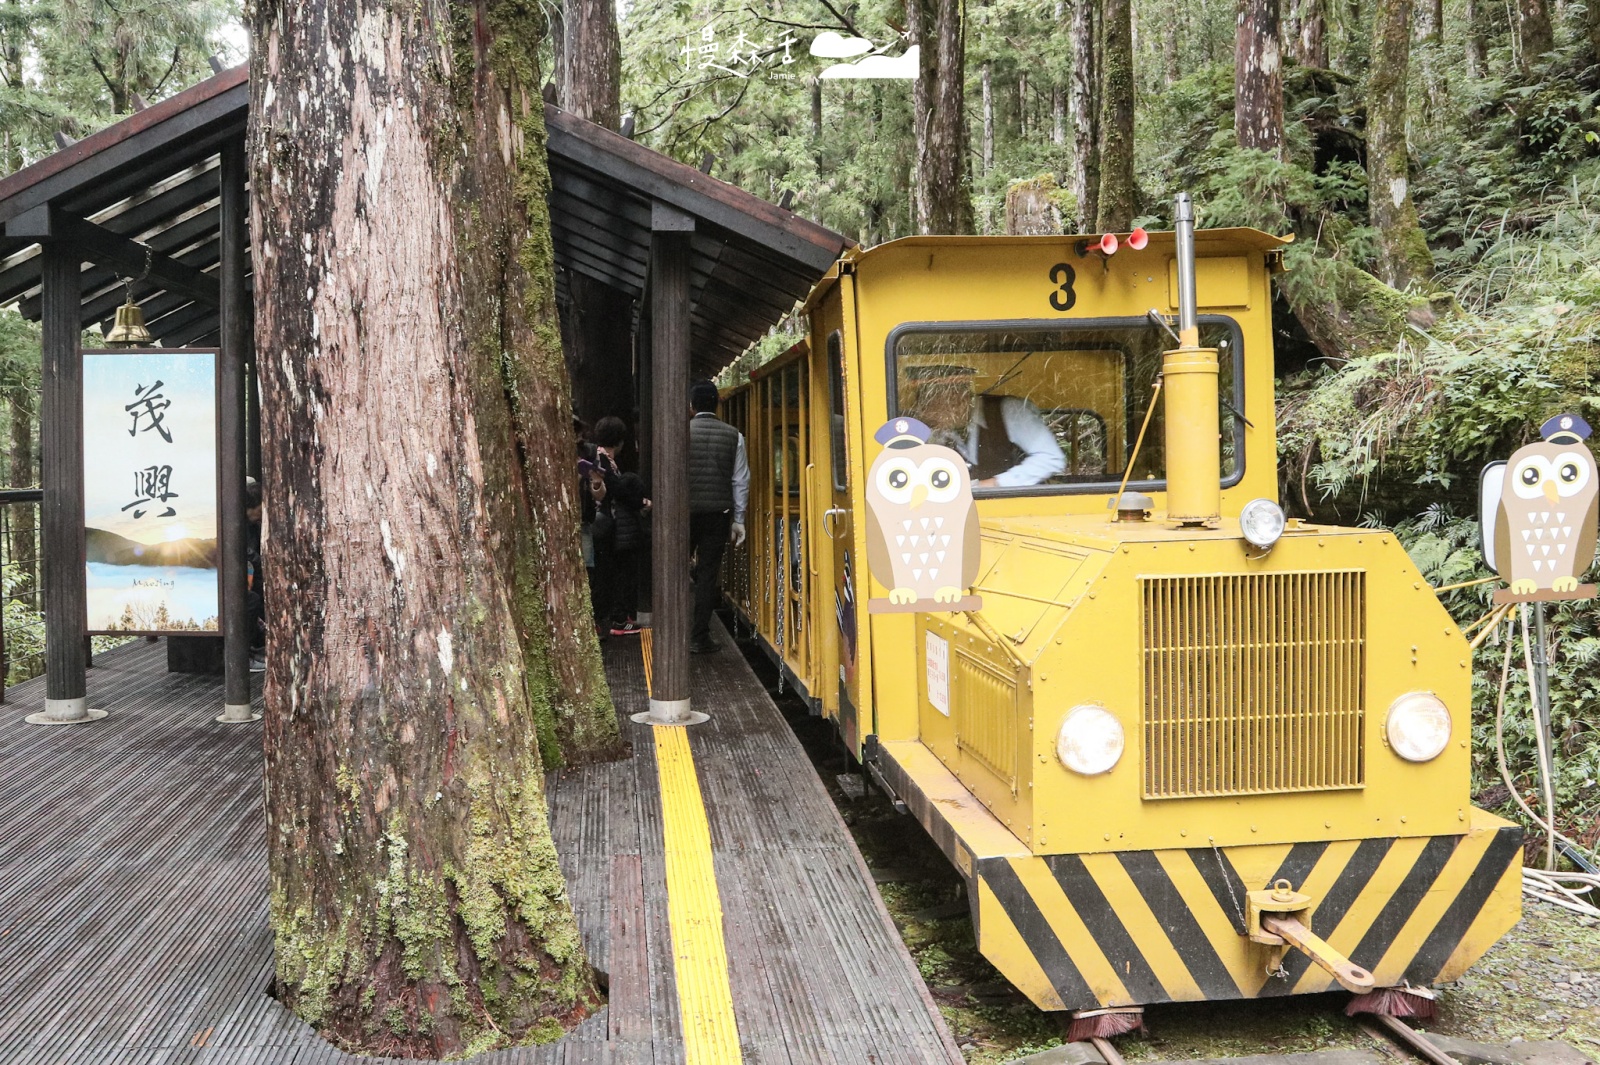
[1140,571,1366,799]
[954,651,1020,792]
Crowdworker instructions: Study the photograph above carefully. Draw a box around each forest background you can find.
[0,0,1596,861]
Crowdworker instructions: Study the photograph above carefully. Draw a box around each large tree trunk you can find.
[1095,0,1136,230]
[1367,0,1433,290]
[1588,0,1600,65]
[1465,0,1488,75]
[912,0,975,232]
[1069,0,1100,230]
[1515,0,1554,70]
[1290,0,1329,66]
[1235,0,1285,153]
[554,0,627,440]
[1017,72,1029,138]
[249,1,616,1055]
[982,62,994,172]
[556,0,621,128]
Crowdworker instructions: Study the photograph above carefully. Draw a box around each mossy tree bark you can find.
[1289,0,1329,67]
[1465,0,1488,77]
[1069,0,1100,230]
[911,0,975,233]
[1235,0,1285,153]
[1514,0,1554,71]
[1366,0,1434,290]
[249,0,617,1055]
[1587,0,1600,68]
[555,0,620,129]
[1095,0,1136,231]
[553,0,632,430]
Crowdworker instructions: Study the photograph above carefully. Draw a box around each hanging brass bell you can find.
[105,297,153,346]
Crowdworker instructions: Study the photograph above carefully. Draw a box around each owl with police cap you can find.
[1497,413,1600,595]
[865,417,982,607]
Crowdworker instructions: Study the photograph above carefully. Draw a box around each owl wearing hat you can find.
[1496,414,1599,595]
[865,417,982,608]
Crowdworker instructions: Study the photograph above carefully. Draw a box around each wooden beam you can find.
[6,205,220,308]
[64,214,219,306]
[217,138,253,721]
[648,218,693,718]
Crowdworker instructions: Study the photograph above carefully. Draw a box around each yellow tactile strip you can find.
[654,724,744,1062]
[639,631,743,1063]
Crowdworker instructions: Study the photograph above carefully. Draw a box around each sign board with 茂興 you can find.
[82,349,220,634]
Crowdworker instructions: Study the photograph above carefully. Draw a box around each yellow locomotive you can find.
[722,196,1522,1014]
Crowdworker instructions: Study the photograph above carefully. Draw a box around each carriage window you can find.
[827,331,848,490]
[887,317,1242,493]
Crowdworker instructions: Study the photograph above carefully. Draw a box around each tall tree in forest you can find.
[556,0,620,128]
[1288,0,1328,66]
[1095,0,1136,230]
[53,0,228,114]
[1514,0,1554,71]
[554,0,631,423]
[1590,0,1600,67]
[911,0,975,232]
[1235,0,1285,153]
[1465,0,1487,76]
[1367,0,1433,288]
[249,0,618,1055]
[1069,0,1100,229]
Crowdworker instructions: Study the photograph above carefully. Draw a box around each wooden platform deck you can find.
[0,633,961,1064]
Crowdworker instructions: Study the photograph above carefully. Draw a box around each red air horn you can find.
[1078,227,1149,257]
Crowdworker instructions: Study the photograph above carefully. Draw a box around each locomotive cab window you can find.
[887,317,1243,493]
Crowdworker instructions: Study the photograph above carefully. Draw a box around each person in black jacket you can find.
[589,416,650,636]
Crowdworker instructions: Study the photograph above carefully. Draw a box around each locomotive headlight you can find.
[1057,704,1125,775]
[1239,498,1287,550]
[1385,691,1452,762]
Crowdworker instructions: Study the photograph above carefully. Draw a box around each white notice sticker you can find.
[926,631,950,716]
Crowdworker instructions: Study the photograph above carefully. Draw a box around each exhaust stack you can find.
[1162,193,1221,526]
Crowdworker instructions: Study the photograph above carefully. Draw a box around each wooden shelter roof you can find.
[0,66,849,373]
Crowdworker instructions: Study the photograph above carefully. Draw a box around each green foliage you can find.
[1281,168,1600,515]
[1389,508,1600,854]
[0,0,240,170]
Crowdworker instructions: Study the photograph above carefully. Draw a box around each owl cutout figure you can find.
[864,417,984,614]
[1489,413,1600,603]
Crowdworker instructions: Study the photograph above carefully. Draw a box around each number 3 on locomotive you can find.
[1048,262,1076,311]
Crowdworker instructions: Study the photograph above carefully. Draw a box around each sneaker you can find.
[689,638,718,655]
[249,654,266,673]
[609,621,642,637]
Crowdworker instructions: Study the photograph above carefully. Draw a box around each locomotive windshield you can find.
[887,316,1243,494]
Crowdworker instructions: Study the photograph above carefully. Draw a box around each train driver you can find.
[903,365,1067,488]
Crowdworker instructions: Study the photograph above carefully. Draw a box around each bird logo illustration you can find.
[864,417,983,613]
[1487,413,1599,601]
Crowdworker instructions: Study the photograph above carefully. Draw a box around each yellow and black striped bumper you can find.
[874,740,1524,1012]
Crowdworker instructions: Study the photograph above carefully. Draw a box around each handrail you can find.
[0,488,42,504]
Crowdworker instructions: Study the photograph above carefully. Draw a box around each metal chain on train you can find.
[1210,838,1247,933]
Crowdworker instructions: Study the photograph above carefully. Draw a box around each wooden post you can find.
[639,203,700,725]
[217,137,257,723]
[635,307,652,619]
[28,236,101,725]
